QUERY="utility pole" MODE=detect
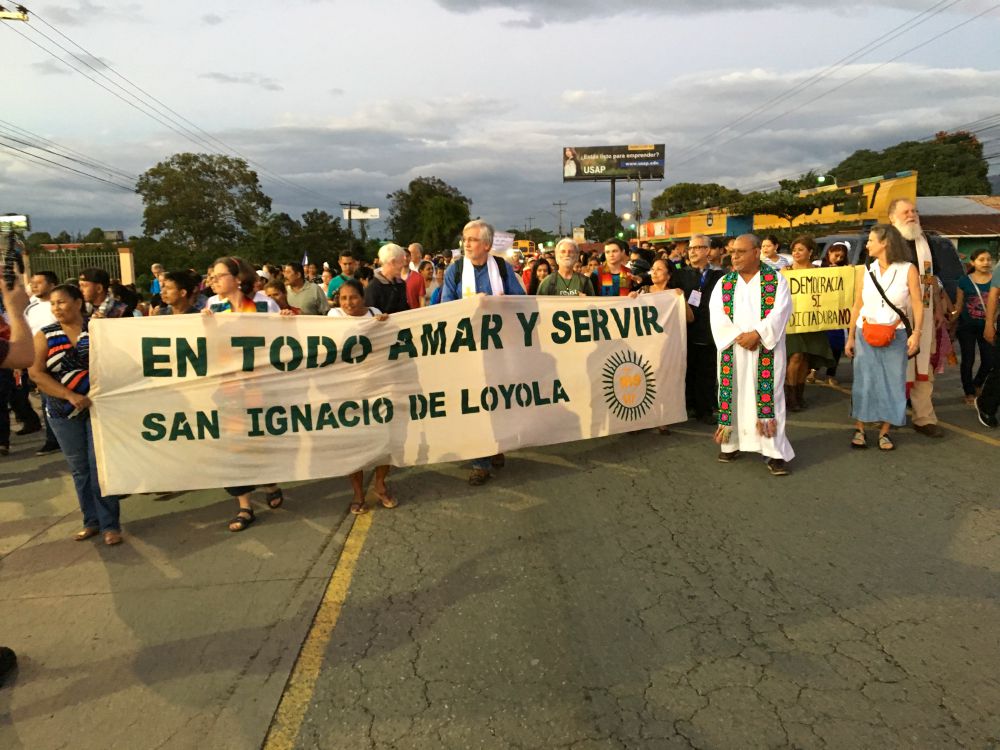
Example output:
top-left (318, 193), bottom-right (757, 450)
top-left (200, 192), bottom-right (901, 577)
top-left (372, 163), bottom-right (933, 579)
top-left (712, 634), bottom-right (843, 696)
top-left (339, 201), bottom-right (364, 250)
top-left (525, 216), bottom-right (534, 233)
top-left (610, 179), bottom-right (616, 217)
top-left (552, 201), bottom-right (567, 236)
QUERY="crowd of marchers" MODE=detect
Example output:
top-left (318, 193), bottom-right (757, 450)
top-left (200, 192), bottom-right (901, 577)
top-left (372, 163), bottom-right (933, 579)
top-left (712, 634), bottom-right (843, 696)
top-left (2, 202), bottom-right (999, 548)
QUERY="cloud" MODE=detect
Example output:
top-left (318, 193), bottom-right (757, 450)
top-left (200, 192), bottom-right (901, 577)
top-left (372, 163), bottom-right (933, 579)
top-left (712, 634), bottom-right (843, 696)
top-left (199, 72), bottom-right (284, 92)
top-left (30, 60), bottom-right (73, 76)
top-left (201, 13), bottom-right (224, 25)
top-left (4, 63), bottom-right (998, 239)
top-left (433, 0), bottom-right (981, 26)
top-left (44, 1), bottom-right (144, 26)
top-left (329, 87), bottom-right (346, 96)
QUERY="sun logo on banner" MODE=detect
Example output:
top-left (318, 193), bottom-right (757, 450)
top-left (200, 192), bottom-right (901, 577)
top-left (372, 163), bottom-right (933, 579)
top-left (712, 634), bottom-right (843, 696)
top-left (602, 350), bottom-right (656, 421)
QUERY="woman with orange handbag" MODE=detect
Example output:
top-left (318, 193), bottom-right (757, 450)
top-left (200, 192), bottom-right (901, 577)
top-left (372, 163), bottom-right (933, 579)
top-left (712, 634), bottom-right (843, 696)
top-left (844, 225), bottom-right (923, 450)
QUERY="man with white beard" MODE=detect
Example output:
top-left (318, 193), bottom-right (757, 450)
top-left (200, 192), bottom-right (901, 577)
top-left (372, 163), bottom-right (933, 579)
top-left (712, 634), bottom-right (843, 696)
top-left (888, 198), bottom-right (950, 438)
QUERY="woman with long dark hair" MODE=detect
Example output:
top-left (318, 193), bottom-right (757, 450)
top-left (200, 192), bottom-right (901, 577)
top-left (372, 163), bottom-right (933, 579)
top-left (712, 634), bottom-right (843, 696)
top-left (527, 258), bottom-right (552, 295)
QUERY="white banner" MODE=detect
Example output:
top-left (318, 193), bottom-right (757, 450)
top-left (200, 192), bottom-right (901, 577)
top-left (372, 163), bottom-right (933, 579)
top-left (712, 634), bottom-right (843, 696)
top-left (90, 295), bottom-right (688, 494)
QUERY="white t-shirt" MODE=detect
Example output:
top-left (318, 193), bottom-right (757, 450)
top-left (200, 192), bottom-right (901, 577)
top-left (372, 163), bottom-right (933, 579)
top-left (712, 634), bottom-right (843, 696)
top-left (25, 298), bottom-right (57, 334)
top-left (205, 292), bottom-right (280, 314)
top-left (327, 306), bottom-right (382, 318)
top-left (860, 261), bottom-right (912, 329)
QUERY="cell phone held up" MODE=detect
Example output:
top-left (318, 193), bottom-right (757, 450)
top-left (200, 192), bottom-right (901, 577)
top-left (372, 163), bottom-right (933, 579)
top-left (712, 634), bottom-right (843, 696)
top-left (0, 215), bottom-right (31, 290)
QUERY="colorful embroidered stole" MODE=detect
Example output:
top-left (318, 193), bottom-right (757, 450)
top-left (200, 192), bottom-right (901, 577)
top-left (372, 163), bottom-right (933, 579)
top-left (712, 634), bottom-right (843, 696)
top-left (717, 270), bottom-right (778, 439)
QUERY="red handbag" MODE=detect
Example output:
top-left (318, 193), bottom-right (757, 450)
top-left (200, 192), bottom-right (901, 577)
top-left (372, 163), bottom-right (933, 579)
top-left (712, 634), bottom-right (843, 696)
top-left (861, 319), bottom-right (897, 347)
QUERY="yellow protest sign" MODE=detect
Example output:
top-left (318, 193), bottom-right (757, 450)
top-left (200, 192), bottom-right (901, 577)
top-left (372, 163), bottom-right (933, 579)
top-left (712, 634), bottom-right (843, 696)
top-left (782, 266), bottom-right (856, 334)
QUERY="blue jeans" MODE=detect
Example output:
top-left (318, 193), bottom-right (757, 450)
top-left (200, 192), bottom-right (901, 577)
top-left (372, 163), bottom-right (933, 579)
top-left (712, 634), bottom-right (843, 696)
top-left (48, 412), bottom-right (121, 532)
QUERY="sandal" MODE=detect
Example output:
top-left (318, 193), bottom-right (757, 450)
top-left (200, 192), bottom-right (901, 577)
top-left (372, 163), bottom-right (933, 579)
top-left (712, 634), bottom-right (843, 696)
top-left (74, 527), bottom-right (99, 541)
top-left (265, 488), bottom-right (284, 509)
top-left (851, 430), bottom-right (867, 449)
top-left (878, 434), bottom-right (895, 451)
top-left (229, 508), bottom-right (256, 532)
top-left (349, 501), bottom-right (369, 515)
top-left (372, 486), bottom-right (398, 509)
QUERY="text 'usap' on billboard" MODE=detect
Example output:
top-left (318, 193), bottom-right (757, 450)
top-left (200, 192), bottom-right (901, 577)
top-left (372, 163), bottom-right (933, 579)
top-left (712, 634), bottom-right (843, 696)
top-left (562, 145), bottom-right (665, 182)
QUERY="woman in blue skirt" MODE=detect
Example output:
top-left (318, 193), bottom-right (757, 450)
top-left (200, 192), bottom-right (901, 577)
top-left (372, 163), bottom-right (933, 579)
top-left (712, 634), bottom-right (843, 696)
top-left (844, 225), bottom-right (923, 450)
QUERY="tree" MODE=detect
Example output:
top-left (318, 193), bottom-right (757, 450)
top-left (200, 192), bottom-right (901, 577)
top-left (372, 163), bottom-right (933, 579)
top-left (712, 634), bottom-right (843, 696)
top-left (650, 182), bottom-right (743, 217)
top-left (54, 230), bottom-right (72, 244)
top-left (83, 227), bottom-right (105, 243)
top-left (136, 153), bottom-right (272, 252)
top-left (25, 231), bottom-right (52, 249)
top-left (777, 170), bottom-right (832, 192)
top-left (730, 189), bottom-right (849, 228)
top-left (582, 208), bottom-right (622, 242)
top-left (386, 176), bottom-right (471, 250)
top-left (244, 212), bottom-right (303, 263)
top-left (832, 131), bottom-right (990, 195)
top-left (299, 209), bottom-right (350, 260)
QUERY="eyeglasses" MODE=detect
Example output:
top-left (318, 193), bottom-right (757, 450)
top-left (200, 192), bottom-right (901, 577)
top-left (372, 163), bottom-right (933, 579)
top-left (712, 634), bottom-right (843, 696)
top-left (207, 272), bottom-right (233, 284)
top-left (689, 245), bottom-right (710, 250)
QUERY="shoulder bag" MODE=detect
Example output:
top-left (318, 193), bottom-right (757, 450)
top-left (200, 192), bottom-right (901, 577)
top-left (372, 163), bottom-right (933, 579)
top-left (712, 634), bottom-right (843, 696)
top-left (863, 269), bottom-right (915, 356)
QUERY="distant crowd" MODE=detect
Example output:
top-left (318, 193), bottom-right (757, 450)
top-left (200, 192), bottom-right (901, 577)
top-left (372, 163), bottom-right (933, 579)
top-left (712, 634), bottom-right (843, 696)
top-left (2, 202), bottom-right (998, 549)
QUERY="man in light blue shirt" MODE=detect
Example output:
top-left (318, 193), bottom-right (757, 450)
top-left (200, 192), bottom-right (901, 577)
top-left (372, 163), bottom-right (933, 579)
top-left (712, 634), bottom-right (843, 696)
top-left (441, 220), bottom-right (524, 484)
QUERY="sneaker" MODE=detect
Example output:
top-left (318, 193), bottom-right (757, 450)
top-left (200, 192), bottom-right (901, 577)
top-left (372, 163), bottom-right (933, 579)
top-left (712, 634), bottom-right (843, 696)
top-left (975, 398), bottom-right (999, 429)
top-left (468, 468), bottom-right (491, 486)
top-left (15, 423), bottom-right (42, 436)
top-left (717, 450), bottom-right (742, 463)
top-left (767, 458), bottom-right (790, 476)
top-left (35, 442), bottom-right (61, 456)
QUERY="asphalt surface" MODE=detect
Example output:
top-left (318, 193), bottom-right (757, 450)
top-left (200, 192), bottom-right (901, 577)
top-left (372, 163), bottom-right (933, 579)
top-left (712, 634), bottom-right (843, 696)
top-left (2, 367), bottom-right (999, 750)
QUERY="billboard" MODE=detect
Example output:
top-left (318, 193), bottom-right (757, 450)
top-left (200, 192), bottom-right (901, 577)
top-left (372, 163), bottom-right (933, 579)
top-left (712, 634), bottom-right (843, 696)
top-left (562, 145), bottom-right (664, 182)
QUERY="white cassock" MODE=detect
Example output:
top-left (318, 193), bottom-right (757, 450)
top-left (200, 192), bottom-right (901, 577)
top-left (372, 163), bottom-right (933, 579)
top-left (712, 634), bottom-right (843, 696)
top-left (709, 270), bottom-right (795, 461)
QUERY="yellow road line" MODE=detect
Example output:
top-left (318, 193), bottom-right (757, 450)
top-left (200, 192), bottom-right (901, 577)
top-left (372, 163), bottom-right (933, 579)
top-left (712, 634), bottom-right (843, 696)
top-left (263, 511), bottom-right (374, 750)
top-left (820, 383), bottom-right (1000, 447)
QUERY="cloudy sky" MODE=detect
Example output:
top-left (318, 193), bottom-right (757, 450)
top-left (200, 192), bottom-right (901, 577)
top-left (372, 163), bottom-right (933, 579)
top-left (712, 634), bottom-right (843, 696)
top-left (2, 0), bottom-right (999, 241)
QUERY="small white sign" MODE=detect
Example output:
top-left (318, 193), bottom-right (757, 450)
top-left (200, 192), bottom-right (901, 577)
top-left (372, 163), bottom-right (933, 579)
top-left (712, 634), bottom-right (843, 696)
top-left (343, 207), bottom-right (380, 221)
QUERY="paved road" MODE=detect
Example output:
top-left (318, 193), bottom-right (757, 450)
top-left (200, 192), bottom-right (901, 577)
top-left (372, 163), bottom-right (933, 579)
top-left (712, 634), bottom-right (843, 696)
top-left (2, 369), bottom-right (999, 749)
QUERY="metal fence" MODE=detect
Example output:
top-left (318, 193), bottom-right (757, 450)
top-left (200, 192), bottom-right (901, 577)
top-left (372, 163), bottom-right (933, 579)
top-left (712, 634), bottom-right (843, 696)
top-left (27, 247), bottom-right (122, 284)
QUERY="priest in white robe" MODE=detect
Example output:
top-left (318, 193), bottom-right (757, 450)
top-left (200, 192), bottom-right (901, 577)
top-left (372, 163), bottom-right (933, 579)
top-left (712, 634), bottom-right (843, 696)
top-left (709, 234), bottom-right (795, 475)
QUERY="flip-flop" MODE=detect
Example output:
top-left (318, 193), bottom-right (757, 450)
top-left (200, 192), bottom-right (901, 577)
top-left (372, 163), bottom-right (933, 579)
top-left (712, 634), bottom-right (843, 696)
top-left (372, 487), bottom-right (398, 509)
top-left (349, 502), bottom-right (368, 515)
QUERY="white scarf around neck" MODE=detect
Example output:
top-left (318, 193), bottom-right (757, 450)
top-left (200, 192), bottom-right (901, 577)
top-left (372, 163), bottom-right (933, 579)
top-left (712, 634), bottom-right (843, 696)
top-left (461, 254), bottom-right (504, 298)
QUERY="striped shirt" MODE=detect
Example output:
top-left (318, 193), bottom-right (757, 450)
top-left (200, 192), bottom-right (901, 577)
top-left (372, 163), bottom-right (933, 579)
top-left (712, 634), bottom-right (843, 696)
top-left (41, 321), bottom-right (90, 418)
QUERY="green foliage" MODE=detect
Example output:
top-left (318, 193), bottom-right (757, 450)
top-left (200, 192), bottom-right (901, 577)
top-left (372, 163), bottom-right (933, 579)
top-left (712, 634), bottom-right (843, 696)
top-left (83, 227), bottom-right (105, 243)
top-left (516, 228), bottom-right (558, 247)
top-left (54, 230), bottom-right (72, 244)
top-left (650, 182), bottom-right (744, 217)
top-left (136, 153), bottom-right (272, 252)
top-left (386, 176), bottom-right (471, 250)
top-left (730, 189), bottom-right (850, 227)
top-left (25, 231), bottom-right (53, 249)
top-left (832, 131), bottom-right (990, 195)
top-left (777, 170), bottom-right (831, 192)
top-left (582, 209), bottom-right (623, 242)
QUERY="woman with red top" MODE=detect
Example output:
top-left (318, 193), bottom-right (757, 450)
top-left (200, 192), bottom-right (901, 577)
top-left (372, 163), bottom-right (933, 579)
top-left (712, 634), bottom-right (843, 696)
top-left (203, 256), bottom-right (286, 531)
top-left (264, 280), bottom-right (301, 315)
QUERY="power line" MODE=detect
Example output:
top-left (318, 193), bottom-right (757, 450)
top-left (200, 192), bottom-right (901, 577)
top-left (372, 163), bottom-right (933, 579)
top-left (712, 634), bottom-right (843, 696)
top-left (0, 141), bottom-right (135, 191)
top-left (17, 5), bottom-right (341, 206)
top-left (0, 130), bottom-right (137, 182)
top-left (672, 2), bottom-right (1000, 171)
top-left (0, 117), bottom-right (136, 181)
top-left (668, 0), bottom-right (965, 167)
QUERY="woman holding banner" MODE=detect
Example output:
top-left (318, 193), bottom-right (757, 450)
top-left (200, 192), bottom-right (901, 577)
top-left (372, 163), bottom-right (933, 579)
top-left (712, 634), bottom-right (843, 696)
top-left (203, 256), bottom-right (287, 531)
top-left (331, 280), bottom-right (398, 513)
top-left (784, 236), bottom-right (834, 410)
top-left (845, 225), bottom-right (923, 451)
top-left (29, 284), bottom-right (124, 545)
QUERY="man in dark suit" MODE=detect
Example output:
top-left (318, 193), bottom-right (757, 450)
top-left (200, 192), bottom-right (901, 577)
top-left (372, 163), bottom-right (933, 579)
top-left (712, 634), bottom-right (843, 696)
top-left (682, 234), bottom-right (726, 424)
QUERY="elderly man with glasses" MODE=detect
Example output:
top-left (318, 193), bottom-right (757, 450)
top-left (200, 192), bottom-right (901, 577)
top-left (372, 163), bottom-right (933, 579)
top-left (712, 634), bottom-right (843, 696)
top-left (684, 234), bottom-right (726, 425)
